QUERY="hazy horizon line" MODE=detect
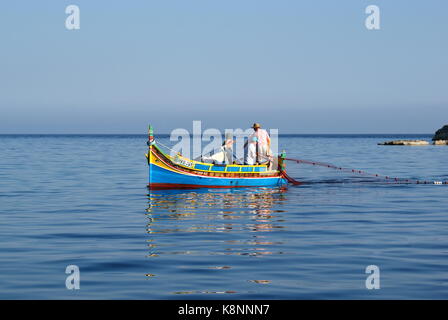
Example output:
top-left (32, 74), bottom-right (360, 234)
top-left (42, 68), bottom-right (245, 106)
top-left (0, 133), bottom-right (434, 136)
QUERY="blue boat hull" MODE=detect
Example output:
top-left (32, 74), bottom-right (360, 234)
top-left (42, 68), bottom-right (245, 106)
top-left (149, 162), bottom-right (288, 189)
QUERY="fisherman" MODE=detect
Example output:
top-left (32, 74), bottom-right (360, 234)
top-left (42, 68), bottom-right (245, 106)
top-left (201, 133), bottom-right (234, 164)
top-left (222, 133), bottom-right (234, 164)
top-left (246, 136), bottom-right (258, 165)
top-left (246, 123), bottom-right (272, 165)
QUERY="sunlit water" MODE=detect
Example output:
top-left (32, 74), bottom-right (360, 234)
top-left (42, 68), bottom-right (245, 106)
top-left (0, 134), bottom-right (447, 299)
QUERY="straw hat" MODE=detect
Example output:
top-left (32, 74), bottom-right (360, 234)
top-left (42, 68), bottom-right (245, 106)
top-left (252, 123), bottom-right (261, 129)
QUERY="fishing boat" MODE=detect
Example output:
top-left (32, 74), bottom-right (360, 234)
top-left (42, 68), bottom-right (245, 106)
top-left (145, 126), bottom-right (297, 189)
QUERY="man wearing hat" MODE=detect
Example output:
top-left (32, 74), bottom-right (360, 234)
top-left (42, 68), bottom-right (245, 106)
top-left (246, 123), bottom-right (272, 165)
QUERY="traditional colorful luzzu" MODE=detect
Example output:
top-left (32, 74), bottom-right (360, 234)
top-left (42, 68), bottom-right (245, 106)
top-left (145, 125), bottom-right (292, 189)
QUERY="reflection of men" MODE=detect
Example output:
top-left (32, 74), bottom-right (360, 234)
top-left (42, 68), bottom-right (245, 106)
top-left (246, 123), bottom-right (272, 165)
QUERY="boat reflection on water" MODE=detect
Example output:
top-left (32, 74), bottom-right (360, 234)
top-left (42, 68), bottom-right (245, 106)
top-left (144, 187), bottom-right (289, 294)
top-left (146, 187), bottom-right (288, 235)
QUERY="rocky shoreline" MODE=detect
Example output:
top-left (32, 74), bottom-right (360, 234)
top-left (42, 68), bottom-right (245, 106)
top-left (433, 125), bottom-right (448, 141)
top-left (378, 140), bottom-right (429, 146)
top-left (379, 124), bottom-right (448, 146)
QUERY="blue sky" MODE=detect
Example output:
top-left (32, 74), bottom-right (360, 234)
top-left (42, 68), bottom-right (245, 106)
top-left (0, 0), bottom-right (447, 133)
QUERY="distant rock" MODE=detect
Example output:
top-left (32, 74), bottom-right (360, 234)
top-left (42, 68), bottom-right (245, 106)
top-left (378, 140), bottom-right (430, 146)
top-left (433, 140), bottom-right (448, 145)
top-left (433, 125), bottom-right (448, 141)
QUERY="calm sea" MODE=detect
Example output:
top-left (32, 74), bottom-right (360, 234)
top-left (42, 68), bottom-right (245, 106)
top-left (0, 134), bottom-right (447, 299)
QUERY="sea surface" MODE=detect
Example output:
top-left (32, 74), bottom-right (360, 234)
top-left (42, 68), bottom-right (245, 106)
top-left (0, 134), bottom-right (447, 299)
